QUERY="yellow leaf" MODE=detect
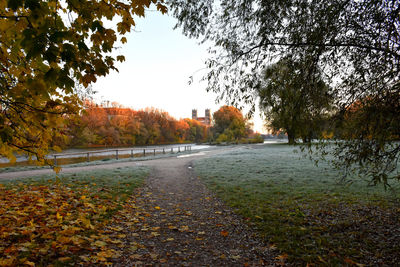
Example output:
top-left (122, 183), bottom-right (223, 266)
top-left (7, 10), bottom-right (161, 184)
top-left (56, 212), bottom-right (63, 220)
top-left (154, 206), bottom-right (161, 210)
top-left (179, 225), bottom-right (189, 232)
top-left (24, 260), bottom-right (35, 266)
top-left (97, 250), bottom-right (114, 259)
top-left (94, 240), bottom-right (107, 247)
top-left (58, 256), bottom-right (71, 262)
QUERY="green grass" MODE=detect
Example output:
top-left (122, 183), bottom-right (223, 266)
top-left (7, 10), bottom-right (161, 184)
top-left (194, 144), bottom-right (400, 265)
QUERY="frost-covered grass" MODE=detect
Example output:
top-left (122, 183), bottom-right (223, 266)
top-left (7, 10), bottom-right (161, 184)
top-left (194, 144), bottom-right (400, 265)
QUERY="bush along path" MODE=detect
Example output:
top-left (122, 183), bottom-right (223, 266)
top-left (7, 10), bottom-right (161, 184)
top-left (106, 155), bottom-right (278, 266)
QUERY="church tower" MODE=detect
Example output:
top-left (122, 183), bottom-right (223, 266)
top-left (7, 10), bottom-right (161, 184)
top-left (192, 109), bottom-right (198, 120)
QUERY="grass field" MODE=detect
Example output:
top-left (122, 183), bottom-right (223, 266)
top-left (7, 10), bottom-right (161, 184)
top-left (0, 166), bottom-right (149, 265)
top-left (194, 144), bottom-right (400, 265)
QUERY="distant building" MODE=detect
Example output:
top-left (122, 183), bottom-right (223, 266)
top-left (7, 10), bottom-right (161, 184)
top-left (192, 109), bottom-right (211, 126)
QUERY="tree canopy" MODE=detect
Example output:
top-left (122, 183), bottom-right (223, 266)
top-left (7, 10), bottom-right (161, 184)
top-left (0, 0), bottom-right (166, 163)
top-left (212, 105), bottom-right (247, 142)
top-left (258, 57), bottom-right (333, 144)
top-left (58, 103), bottom-right (211, 147)
top-left (170, 0), bottom-right (400, 185)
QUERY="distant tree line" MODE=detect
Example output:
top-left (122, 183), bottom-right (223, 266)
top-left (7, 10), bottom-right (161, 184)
top-left (51, 102), bottom-right (259, 148)
top-left (53, 101), bottom-right (211, 148)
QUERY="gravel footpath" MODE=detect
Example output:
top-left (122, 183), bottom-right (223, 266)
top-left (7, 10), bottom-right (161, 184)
top-left (110, 149), bottom-right (277, 266)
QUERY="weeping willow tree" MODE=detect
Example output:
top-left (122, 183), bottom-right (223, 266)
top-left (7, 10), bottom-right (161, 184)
top-left (257, 56), bottom-right (333, 145)
top-left (169, 0), bottom-right (400, 185)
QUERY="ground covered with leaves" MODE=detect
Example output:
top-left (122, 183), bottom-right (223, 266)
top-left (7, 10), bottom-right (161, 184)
top-left (0, 166), bottom-right (148, 266)
top-left (194, 144), bottom-right (400, 266)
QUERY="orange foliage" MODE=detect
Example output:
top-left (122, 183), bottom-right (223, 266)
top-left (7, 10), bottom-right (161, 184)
top-left (62, 103), bottom-right (211, 147)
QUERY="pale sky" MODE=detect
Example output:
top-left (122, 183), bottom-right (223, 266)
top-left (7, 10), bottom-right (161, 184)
top-left (92, 11), bottom-right (266, 133)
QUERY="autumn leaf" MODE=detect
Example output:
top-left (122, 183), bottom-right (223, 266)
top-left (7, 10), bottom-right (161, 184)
top-left (178, 225), bottom-right (189, 232)
top-left (56, 212), bottom-right (63, 221)
top-left (275, 253), bottom-right (288, 261)
top-left (220, 230), bottom-right (229, 237)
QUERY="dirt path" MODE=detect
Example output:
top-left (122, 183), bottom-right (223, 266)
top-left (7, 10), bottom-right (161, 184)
top-left (110, 149), bottom-right (276, 266)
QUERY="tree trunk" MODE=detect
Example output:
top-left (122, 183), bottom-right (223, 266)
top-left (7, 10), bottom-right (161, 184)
top-left (287, 131), bottom-right (296, 145)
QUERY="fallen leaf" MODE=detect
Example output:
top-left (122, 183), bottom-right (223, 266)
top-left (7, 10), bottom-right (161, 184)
top-left (151, 232), bottom-right (160, 237)
top-left (179, 225), bottom-right (189, 232)
top-left (220, 230), bottom-right (229, 237)
top-left (58, 257), bottom-right (71, 262)
top-left (94, 240), bottom-right (107, 247)
top-left (24, 260), bottom-right (35, 266)
top-left (130, 254), bottom-right (142, 260)
top-left (275, 254), bottom-right (288, 261)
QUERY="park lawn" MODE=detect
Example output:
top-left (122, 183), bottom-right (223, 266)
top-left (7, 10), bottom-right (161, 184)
top-left (194, 144), bottom-right (400, 266)
top-left (0, 166), bottom-right (148, 266)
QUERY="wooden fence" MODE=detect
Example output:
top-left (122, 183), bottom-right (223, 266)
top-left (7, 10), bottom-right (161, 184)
top-left (52, 145), bottom-right (192, 166)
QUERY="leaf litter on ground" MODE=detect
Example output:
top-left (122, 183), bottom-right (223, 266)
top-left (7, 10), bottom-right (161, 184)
top-left (0, 166), bottom-right (149, 266)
